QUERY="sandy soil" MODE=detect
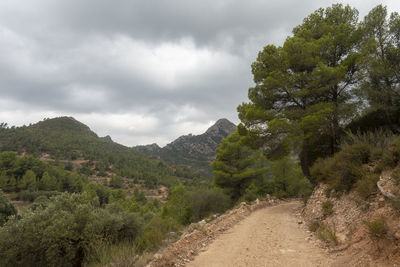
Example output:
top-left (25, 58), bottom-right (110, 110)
top-left (187, 202), bottom-right (335, 267)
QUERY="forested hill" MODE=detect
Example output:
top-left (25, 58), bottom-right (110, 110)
top-left (134, 118), bottom-right (236, 178)
top-left (0, 116), bottom-right (200, 187)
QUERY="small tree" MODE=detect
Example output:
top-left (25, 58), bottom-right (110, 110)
top-left (0, 189), bottom-right (17, 226)
top-left (109, 176), bottom-right (123, 189)
top-left (165, 184), bottom-right (191, 225)
top-left (18, 170), bottom-right (37, 191)
top-left (212, 131), bottom-right (269, 201)
top-left (271, 157), bottom-right (312, 198)
top-left (238, 4), bottom-right (362, 177)
top-left (39, 171), bottom-right (58, 191)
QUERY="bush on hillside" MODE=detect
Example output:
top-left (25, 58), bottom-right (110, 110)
top-left (162, 184), bottom-right (232, 225)
top-left (0, 193), bottom-right (144, 267)
top-left (322, 200), bottom-right (333, 216)
top-left (354, 173), bottom-right (379, 199)
top-left (310, 143), bottom-right (371, 192)
top-left (316, 222), bottom-right (337, 245)
top-left (0, 189), bottom-right (17, 226)
top-left (364, 217), bottom-right (387, 239)
top-left (188, 188), bottom-right (231, 222)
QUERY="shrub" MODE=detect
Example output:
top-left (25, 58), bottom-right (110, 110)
top-left (109, 176), bottom-right (123, 189)
top-left (18, 190), bottom-right (59, 202)
top-left (0, 193), bottom-right (144, 267)
top-left (354, 173), bottom-right (379, 199)
top-left (243, 183), bottom-right (258, 203)
top-left (341, 130), bottom-right (396, 161)
top-left (311, 143), bottom-right (371, 193)
top-left (309, 220), bottom-right (321, 232)
top-left (0, 189), bottom-right (17, 226)
top-left (322, 200), bottom-right (333, 216)
top-left (188, 188), bottom-right (231, 222)
top-left (136, 216), bottom-right (179, 252)
top-left (271, 157), bottom-right (313, 198)
top-left (364, 217), bottom-right (387, 239)
top-left (316, 222), bottom-right (337, 245)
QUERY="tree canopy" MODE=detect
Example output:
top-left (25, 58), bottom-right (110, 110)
top-left (238, 4), bottom-right (400, 177)
top-left (212, 131), bottom-right (269, 200)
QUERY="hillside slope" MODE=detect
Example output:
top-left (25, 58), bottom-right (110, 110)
top-left (134, 118), bottom-right (236, 178)
top-left (302, 181), bottom-right (400, 266)
top-left (0, 117), bottom-right (200, 188)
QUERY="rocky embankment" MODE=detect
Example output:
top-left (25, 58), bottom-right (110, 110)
top-left (302, 176), bottom-right (400, 266)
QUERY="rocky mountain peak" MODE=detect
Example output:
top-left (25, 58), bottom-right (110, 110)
top-left (205, 118), bottom-right (236, 136)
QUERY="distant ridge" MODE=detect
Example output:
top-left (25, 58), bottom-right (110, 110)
top-left (134, 119), bottom-right (236, 178)
top-left (0, 116), bottom-right (201, 186)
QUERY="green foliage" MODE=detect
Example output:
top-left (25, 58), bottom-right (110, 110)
top-left (0, 193), bottom-right (144, 267)
top-left (0, 117), bottom-right (201, 190)
top-left (363, 217), bottom-right (388, 239)
top-left (164, 184), bottom-right (191, 225)
top-left (17, 170), bottom-right (37, 191)
top-left (354, 173), bottom-right (379, 199)
top-left (346, 108), bottom-right (400, 135)
top-left (0, 151), bottom-right (87, 195)
top-left (83, 183), bottom-right (112, 207)
top-left (109, 176), bottom-right (123, 189)
top-left (359, 5), bottom-right (400, 110)
top-left (0, 189), bottom-right (17, 226)
top-left (322, 200), bottom-right (333, 216)
top-left (238, 4), bottom-right (362, 176)
top-left (39, 171), bottom-right (58, 191)
top-left (133, 188), bottom-right (147, 205)
top-left (18, 190), bottom-right (59, 202)
top-left (311, 143), bottom-right (371, 192)
top-left (136, 216), bottom-right (179, 252)
top-left (161, 184), bottom-right (231, 225)
top-left (243, 182), bottom-right (258, 202)
top-left (270, 157), bottom-right (313, 198)
top-left (316, 222), bottom-right (338, 245)
top-left (212, 131), bottom-right (269, 201)
top-left (187, 188), bottom-right (231, 222)
top-left (341, 130), bottom-right (396, 162)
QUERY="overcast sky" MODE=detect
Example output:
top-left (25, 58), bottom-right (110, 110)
top-left (0, 0), bottom-right (399, 146)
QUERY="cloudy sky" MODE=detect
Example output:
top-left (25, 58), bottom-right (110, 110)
top-left (0, 0), bottom-right (399, 146)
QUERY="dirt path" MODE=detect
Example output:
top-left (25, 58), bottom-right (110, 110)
top-left (187, 202), bottom-right (335, 267)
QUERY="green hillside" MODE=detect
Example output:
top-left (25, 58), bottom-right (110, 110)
top-left (0, 117), bottom-right (202, 188)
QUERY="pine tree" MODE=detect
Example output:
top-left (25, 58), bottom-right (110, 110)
top-left (360, 5), bottom-right (400, 109)
top-left (18, 170), bottom-right (37, 191)
top-left (238, 4), bottom-right (362, 176)
top-left (212, 131), bottom-right (268, 200)
top-left (39, 171), bottom-right (58, 191)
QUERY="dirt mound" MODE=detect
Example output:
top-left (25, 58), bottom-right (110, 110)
top-left (147, 198), bottom-right (283, 267)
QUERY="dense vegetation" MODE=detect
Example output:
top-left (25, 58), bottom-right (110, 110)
top-left (0, 117), bottom-right (202, 188)
top-left (234, 4), bottom-right (400, 198)
top-left (238, 4), bottom-right (400, 177)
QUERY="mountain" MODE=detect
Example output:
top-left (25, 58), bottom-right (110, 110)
top-left (134, 118), bottom-right (236, 178)
top-left (0, 116), bottom-right (200, 188)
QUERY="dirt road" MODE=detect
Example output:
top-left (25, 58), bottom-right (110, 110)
top-left (187, 202), bottom-right (335, 267)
